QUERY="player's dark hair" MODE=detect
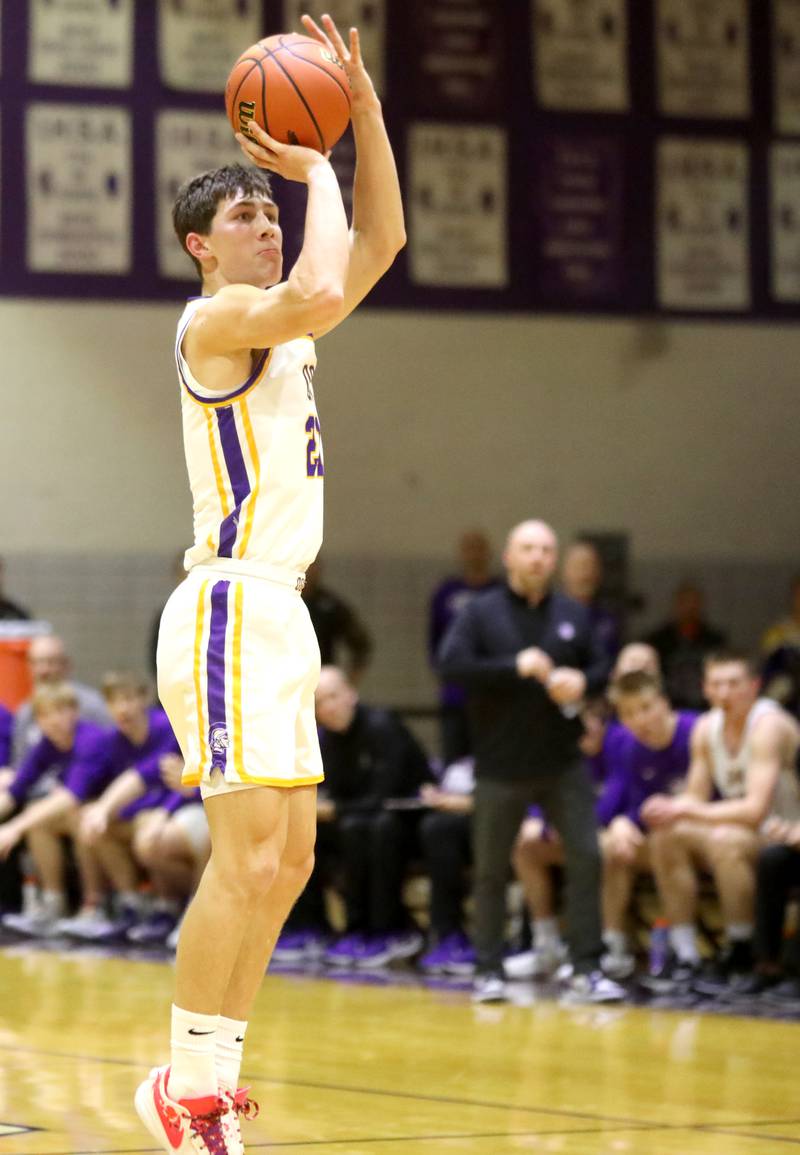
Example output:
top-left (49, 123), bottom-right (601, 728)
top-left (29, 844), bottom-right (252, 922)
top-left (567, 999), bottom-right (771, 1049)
top-left (611, 670), bottom-right (665, 700)
top-left (172, 163), bottom-right (274, 277)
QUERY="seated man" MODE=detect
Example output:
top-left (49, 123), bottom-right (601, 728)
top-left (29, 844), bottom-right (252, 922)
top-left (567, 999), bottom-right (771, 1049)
top-left (0, 683), bottom-right (110, 934)
top-left (301, 665), bottom-right (433, 969)
top-left (136, 765), bottom-right (208, 951)
top-left (642, 652), bottom-right (800, 993)
top-left (417, 756), bottom-right (476, 976)
top-left (72, 672), bottom-right (187, 941)
top-left (600, 671), bottom-right (697, 978)
top-left (739, 812), bottom-right (800, 1001)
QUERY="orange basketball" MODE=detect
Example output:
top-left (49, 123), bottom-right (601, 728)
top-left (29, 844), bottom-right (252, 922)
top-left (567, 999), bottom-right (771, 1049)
top-left (225, 33), bottom-right (351, 154)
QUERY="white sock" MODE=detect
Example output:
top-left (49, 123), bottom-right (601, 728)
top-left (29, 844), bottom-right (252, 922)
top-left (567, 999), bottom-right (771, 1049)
top-left (41, 890), bottom-right (66, 918)
top-left (727, 923), bottom-right (754, 943)
top-left (168, 1004), bottom-right (219, 1102)
top-left (669, 924), bottom-right (700, 964)
top-left (533, 918), bottom-right (561, 950)
top-left (602, 929), bottom-right (629, 955)
top-left (216, 1016), bottom-right (248, 1093)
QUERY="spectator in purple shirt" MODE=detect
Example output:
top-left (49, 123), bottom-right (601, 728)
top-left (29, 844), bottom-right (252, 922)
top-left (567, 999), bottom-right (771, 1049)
top-left (0, 683), bottom-right (110, 935)
top-left (429, 530), bottom-right (499, 764)
top-left (600, 670), bottom-right (697, 979)
top-left (70, 672), bottom-right (188, 942)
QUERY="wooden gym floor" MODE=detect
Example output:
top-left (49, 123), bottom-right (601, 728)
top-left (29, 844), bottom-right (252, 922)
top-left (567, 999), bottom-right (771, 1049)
top-left (1, 944), bottom-right (799, 1155)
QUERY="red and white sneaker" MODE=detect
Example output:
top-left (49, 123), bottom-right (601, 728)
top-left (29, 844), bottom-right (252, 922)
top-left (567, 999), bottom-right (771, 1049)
top-left (134, 1066), bottom-right (230, 1154)
top-left (219, 1086), bottom-right (260, 1155)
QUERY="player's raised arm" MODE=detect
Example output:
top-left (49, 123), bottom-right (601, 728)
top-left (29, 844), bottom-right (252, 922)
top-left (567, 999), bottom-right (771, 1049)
top-left (186, 137), bottom-right (350, 357)
top-left (300, 14), bottom-right (406, 336)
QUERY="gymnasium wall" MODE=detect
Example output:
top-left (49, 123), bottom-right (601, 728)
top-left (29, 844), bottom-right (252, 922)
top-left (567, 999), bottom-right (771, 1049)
top-left (2, 298), bottom-right (798, 707)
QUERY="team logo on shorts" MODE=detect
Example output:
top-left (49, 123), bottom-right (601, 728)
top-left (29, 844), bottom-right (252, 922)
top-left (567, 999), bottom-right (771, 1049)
top-left (209, 725), bottom-right (230, 754)
top-left (557, 622), bottom-right (576, 641)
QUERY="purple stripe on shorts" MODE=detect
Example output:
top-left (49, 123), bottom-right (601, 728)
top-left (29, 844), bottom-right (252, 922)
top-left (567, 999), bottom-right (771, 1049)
top-left (206, 581), bottom-right (230, 774)
top-left (216, 407), bottom-right (251, 559)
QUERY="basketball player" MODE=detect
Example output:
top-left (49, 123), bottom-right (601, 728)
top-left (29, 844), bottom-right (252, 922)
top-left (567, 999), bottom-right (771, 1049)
top-left (134, 14), bottom-right (405, 1155)
top-left (642, 652), bottom-right (800, 993)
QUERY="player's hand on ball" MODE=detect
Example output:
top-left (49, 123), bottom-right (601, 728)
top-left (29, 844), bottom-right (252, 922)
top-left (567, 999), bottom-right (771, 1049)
top-left (300, 13), bottom-right (378, 113)
top-left (236, 121), bottom-right (331, 183)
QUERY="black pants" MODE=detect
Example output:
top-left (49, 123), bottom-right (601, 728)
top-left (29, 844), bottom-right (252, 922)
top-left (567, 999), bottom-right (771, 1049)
top-left (419, 809), bottom-right (472, 939)
top-left (439, 706), bottom-right (472, 765)
top-left (756, 844), bottom-right (800, 966)
top-left (473, 762), bottom-right (603, 975)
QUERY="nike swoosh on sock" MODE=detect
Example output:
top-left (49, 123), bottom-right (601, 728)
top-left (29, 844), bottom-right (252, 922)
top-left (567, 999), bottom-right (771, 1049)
top-left (187, 1028), bottom-right (215, 1036)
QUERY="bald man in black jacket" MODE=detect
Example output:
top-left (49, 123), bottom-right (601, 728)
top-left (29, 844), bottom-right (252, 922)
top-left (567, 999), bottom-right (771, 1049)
top-left (440, 519), bottom-right (623, 1005)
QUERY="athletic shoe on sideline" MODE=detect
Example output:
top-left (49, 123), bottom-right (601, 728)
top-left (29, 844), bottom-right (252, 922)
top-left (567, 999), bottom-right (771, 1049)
top-left (69, 904), bottom-right (142, 943)
top-left (272, 929), bottom-right (328, 964)
top-left (562, 971), bottom-right (626, 1005)
top-left (127, 910), bottom-right (178, 945)
top-left (325, 932), bottom-right (368, 968)
top-left (54, 907), bottom-right (109, 939)
top-left (600, 947), bottom-right (637, 981)
top-left (762, 977), bottom-right (800, 1007)
top-left (2, 910), bottom-right (62, 938)
top-left (639, 952), bottom-right (701, 995)
top-left (504, 942), bottom-right (569, 980)
top-left (355, 930), bottom-right (424, 969)
top-left (134, 1065), bottom-right (230, 1154)
top-left (472, 972), bottom-right (508, 1003)
top-left (419, 931), bottom-right (476, 976)
top-left (691, 942), bottom-right (755, 997)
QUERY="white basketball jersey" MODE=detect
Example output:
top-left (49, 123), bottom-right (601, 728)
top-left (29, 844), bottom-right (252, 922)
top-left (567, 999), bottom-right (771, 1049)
top-left (175, 298), bottom-right (324, 573)
top-left (707, 697), bottom-right (794, 803)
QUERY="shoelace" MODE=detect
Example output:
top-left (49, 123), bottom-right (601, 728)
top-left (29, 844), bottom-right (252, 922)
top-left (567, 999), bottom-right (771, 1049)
top-left (234, 1094), bottom-right (260, 1121)
top-left (191, 1100), bottom-right (229, 1155)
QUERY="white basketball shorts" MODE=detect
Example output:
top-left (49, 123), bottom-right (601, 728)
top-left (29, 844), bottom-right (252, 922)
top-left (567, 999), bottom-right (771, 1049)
top-left (156, 560), bottom-right (323, 794)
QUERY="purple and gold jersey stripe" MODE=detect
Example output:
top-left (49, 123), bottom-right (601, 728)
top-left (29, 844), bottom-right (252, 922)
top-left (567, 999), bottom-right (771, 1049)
top-left (216, 409), bottom-right (251, 558)
top-left (185, 578), bottom-right (248, 785)
top-left (175, 313), bottom-right (274, 409)
top-left (206, 581), bottom-right (230, 773)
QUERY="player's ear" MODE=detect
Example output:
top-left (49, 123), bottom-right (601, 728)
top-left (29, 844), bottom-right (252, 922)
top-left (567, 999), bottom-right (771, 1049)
top-left (185, 232), bottom-right (212, 263)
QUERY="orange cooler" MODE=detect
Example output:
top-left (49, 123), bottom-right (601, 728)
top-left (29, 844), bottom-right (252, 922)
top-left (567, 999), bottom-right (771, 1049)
top-left (0, 622), bottom-right (52, 710)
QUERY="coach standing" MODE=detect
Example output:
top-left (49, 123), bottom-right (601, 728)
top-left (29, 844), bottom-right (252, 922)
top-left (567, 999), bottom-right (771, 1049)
top-left (438, 519), bottom-right (623, 1004)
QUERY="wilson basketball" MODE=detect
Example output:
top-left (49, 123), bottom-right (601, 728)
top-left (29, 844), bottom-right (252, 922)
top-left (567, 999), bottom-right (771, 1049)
top-left (225, 33), bottom-right (351, 154)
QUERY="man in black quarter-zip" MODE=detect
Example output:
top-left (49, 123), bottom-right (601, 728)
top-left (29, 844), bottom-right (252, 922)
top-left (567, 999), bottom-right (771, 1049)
top-left (438, 519), bottom-right (625, 1005)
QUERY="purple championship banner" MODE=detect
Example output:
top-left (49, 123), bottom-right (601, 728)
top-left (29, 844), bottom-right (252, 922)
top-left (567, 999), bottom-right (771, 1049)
top-left (0, 0), bottom-right (797, 319)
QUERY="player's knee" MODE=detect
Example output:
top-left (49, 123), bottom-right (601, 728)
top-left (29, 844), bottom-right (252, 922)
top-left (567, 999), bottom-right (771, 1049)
top-left (280, 848), bottom-right (315, 896)
top-left (708, 825), bottom-right (753, 859)
top-left (224, 842), bottom-right (282, 899)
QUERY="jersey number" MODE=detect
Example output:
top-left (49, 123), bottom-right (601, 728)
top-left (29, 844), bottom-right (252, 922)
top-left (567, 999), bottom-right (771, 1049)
top-left (306, 415), bottom-right (324, 477)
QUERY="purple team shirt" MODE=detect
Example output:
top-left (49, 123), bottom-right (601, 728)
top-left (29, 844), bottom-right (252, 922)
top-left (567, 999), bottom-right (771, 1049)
top-left (90, 707), bottom-right (188, 819)
top-left (0, 704), bottom-right (12, 767)
top-left (8, 720), bottom-right (111, 805)
top-left (598, 711), bottom-right (698, 829)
